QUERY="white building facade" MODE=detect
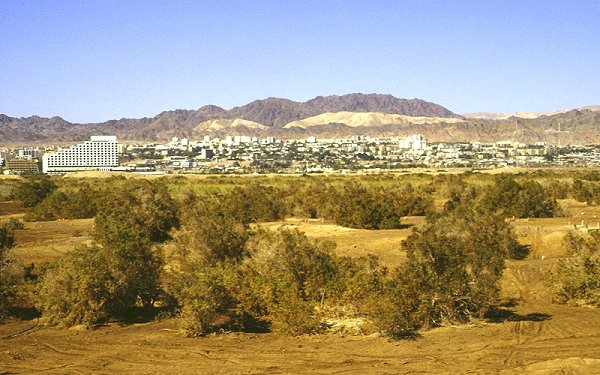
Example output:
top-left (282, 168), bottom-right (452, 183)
top-left (400, 134), bottom-right (427, 151)
top-left (42, 136), bottom-right (120, 173)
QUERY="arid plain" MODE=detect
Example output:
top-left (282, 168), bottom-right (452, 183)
top-left (2, 192), bottom-right (600, 374)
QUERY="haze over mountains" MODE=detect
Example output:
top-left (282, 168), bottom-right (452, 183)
top-left (2, 93), bottom-right (600, 145)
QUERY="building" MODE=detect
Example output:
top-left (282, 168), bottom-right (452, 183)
top-left (5, 158), bottom-right (40, 174)
top-left (42, 136), bottom-right (120, 173)
top-left (400, 134), bottom-right (427, 151)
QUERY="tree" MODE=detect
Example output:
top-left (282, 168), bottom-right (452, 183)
top-left (37, 179), bottom-right (178, 326)
top-left (480, 175), bottom-right (560, 218)
top-left (399, 200), bottom-right (514, 327)
top-left (94, 179), bottom-right (177, 309)
top-left (36, 246), bottom-right (116, 327)
top-left (0, 219), bottom-right (26, 321)
top-left (553, 231), bottom-right (600, 307)
top-left (14, 175), bottom-right (57, 208)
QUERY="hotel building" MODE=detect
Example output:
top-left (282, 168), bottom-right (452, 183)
top-left (42, 136), bottom-right (120, 173)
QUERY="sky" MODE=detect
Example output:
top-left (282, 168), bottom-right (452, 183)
top-left (1, 0), bottom-right (599, 123)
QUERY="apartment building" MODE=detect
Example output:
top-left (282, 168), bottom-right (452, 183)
top-left (42, 136), bottom-right (120, 173)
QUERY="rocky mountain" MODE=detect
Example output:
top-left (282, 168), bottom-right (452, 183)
top-left (304, 94), bottom-right (460, 119)
top-left (2, 95), bottom-right (600, 145)
top-left (464, 105), bottom-right (600, 121)
top-left (1, 94), bottom-right (459, 144)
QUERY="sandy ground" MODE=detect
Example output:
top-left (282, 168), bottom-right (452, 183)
top-left (2, 202), bottom-right (600, 374)
top-left (11, 217), bottom-right (94, 265)
top-left (260, 217), bottom-right (424, 269)
top-left (2, 259), bottom-right (600, 374)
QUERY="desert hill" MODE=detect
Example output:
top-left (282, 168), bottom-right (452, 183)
top-left (464, 105), bottom-right (600, 121)
top-left (2, 94), bottom-right (600, 144)
top-left (0, 94), bottom-right (459, 144)
top-left (195, 118), bottom-right (269, 131)
top-left (283, 111), bottom-right (465, 129)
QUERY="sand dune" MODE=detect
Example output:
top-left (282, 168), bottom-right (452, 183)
top-left (283, 111), bottom-right (464, 128)
top-left (195, 118), bottom-right (268, 131)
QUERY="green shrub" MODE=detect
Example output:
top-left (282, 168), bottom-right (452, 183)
top-left (169, 194), bottom-right (249, 268)
top-left (571, 180), bottom-right (600, 205)
top-left (245, 228), bottom-right (338, 302)
top-left (553, 232), bottom-right (600, 307)
top-left (291, 181), bottom-right (433, 229)
top-left (268, 288), bottom-right (322, 335)
top-left (399, 201), bottom-right (513, 327)
top-left (3, 218), bottom-right (24, 231)
top-left (36, 246), bottom-right (116, 327)
top-left (362, 277), bottom-right (425, 337)
top-left (37, 180), bottom-right (176, 327)
top-left (480, 175), bottom-right (561, 218)
top-left (172, 228), bottom-right (337, 336)
top-left (177, 264), bottom-right (239, 336)
top-left (0, 220), bottom-right (20, 320)
top-left (26, 186), bottom-right (101, 221)
top-left (14, 175), bottom-right (57, 208)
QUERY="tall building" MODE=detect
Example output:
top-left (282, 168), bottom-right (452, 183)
top-left (400, 134), bottom-right (427, 151)
top-left (42, 136), bottom-right (120, 173)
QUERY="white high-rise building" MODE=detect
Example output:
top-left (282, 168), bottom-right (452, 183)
top-left (400, 134), bottom-right (427, 151)
top-left (42, 136), bottom-right (120, 173)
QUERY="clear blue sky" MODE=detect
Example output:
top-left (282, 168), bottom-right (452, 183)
top-left (1, 0), bottom-right (599, 123)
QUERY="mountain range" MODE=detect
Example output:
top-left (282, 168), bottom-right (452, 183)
top-left (1, 93), bottom-right (600, 145)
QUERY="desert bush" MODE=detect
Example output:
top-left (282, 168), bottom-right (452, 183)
top-left (399, 200), bottom-right (514, 327)
top-left (0, 220), bottom-right (20, 320)
top-left (3, 218), bottom-right (24, 231)
top-left (331, 182), bottom-right (403, 229)
top-left (25, 183), bottom-right (101, 221)
top-left (361, 276), bottom-right (426, 337)
top-left (172, 228), bottom-right (337, 336)
top-left (571, 180), bottom-right (600, 205)
top-left (393, 183), bottom-right (435, 216)
top-left (37, 180), bottom-right (176, 327)
top-left (169, 193), bottom-right (249, 269)
top-left (480, 174), bottom-right (561, 218)
top-left (177, 263), bottom-right (240, 336)
top-left (37, 242), bottom-right (166, 327)
top-left (267, 286), bottom-right (322, 335)
top-left (224, 183), bottom-right (289, 223)
top-left (545, 180), bottom-right (569, 200)
top-left (245, 228), bottom-right (338, 302)
top-left (36, 245), bottom-right (116, 326)
top-left (553, 232), bottom-right (600, 307)
top-left (292, 181), bottom-right (433, 229)
top-left (14, 175), bottom-right (57, 208)
top-left (93, 180), bottom-right (176, 309)
top-left (95, 179), bottom-right (178, 247)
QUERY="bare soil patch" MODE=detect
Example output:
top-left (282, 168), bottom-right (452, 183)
top-left (260, 216), bottom-right (424, 268)
top-left (0, 201), bottom-right (25, 216)
top-left (11, 218), bottom-right (94, 265)
top-left (3, 205), bottom-right (600, 373)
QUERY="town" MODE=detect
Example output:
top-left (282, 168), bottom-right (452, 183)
top-left (2, 134), bottom-right (600, 175)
